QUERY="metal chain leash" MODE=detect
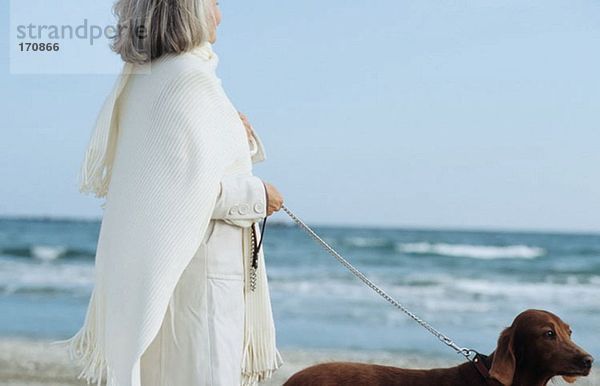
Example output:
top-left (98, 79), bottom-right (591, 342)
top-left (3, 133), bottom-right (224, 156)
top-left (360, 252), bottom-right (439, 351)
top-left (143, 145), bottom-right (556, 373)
top-left (281, 204), bottom-right (475, 361)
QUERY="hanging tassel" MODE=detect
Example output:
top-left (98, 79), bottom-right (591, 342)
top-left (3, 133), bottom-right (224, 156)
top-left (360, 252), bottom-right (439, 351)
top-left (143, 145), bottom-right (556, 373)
top-left (241, 223), bottom-right (284, 385)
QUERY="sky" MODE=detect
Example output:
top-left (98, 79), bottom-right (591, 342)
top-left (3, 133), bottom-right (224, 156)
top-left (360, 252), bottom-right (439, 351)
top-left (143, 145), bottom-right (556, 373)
top-left (1, 0), bottom-right (599, 232)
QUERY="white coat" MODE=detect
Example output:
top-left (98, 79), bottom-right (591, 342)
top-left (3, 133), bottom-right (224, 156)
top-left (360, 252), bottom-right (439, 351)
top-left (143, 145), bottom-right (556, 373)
top-left (140, 170), bottom-right (269, 386)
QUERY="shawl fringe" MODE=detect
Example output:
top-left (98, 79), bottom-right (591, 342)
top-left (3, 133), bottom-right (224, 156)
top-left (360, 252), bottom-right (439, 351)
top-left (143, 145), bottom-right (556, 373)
top-left (78, 63), bottom-right (133, 198)
top-left (51, 290), bottom-right (117, 386)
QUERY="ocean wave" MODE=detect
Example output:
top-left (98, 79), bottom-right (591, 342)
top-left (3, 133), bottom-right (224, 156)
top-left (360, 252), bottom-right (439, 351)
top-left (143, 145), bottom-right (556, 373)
top-left (31, 245), bottom-right (67, 261)
top-left (452, 278), bottom-right (600, 306)
top-left (0, 245), bottom-right (94, 260)
top-left (396, 242), bottom-right (545, 259)
top-left (0, 258), bottom-right (94, 295)
top-left (272, 274), bottom-right (600, 327)
top-left (343, 237), bottom-right (392, 248)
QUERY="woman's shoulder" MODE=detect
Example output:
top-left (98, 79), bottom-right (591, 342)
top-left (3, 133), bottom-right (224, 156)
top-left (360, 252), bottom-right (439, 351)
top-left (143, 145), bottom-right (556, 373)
top-left (124, 52), bottom-right (221, 110)
top-left (148, 52), bottom-right (217, 83)
top-left (129, 52), bottom-right (221, 104)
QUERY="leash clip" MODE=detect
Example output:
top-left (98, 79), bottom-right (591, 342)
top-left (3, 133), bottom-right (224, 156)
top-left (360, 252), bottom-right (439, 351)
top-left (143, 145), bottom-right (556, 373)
top-left (462, 348), bottom-right (478, 361)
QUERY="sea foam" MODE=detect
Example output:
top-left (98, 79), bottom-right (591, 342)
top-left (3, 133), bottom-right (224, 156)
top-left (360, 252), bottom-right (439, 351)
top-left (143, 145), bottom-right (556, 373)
top-left (396, 242), bottom-right (545, 259)
top-left (31, 245), bottom-right (67, 261)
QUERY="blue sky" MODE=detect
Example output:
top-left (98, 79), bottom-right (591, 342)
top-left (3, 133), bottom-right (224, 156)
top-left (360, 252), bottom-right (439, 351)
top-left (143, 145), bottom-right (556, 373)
top-left (1, 0), bottom-right (599, 232)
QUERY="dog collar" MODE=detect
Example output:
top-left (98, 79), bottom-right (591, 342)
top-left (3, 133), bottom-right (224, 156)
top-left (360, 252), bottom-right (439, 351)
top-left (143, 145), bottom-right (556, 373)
top-left (472, 352), bottom-right (492, 380)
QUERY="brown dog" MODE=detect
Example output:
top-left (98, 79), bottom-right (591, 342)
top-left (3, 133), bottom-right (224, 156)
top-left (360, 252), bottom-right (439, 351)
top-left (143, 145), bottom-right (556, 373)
top-left (283, 309), bottom-right (593, 386)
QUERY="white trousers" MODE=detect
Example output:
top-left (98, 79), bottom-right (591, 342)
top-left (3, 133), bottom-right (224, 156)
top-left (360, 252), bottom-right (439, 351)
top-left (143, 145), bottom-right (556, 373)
top-left (140, 220), bottom-right (246, 386)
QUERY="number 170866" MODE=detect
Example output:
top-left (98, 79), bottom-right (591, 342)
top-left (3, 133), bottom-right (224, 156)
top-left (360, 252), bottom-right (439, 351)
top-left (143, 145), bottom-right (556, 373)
top-left (19, 42), bottom-right (60, 52)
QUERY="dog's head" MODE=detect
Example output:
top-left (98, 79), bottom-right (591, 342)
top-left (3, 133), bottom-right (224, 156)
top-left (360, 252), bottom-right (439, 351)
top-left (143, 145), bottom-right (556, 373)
top-left (489, 309), bottom-right (593, 386)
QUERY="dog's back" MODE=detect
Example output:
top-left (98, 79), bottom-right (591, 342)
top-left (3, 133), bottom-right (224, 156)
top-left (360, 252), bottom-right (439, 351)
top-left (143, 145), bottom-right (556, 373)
top-left (284, 362), bottom-right (384, 386)
top-left (283, 361), bottom-right (467, 386)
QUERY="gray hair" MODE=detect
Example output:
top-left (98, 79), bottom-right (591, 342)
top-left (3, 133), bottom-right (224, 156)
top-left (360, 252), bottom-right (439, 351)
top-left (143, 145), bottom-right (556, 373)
top-left (112, 0), bottom-right (215, 64)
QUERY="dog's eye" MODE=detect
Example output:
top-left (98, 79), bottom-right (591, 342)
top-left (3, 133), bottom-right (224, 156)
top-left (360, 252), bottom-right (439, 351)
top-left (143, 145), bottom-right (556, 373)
top-left (545, 330), bottom-right (556, 338)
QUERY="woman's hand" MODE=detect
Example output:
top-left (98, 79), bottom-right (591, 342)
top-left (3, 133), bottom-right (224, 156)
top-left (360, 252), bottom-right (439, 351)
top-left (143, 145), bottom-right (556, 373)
top-left (238, 111), bottom-right (253, 141)
top-left (263, 181), bottom-right (284, 216)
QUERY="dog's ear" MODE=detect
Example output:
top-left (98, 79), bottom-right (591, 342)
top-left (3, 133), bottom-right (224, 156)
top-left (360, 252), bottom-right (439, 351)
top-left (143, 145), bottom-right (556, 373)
top-left (562, 376), bottom-right (578, 383)
top-left (490, 326), bottom-right (516, 386)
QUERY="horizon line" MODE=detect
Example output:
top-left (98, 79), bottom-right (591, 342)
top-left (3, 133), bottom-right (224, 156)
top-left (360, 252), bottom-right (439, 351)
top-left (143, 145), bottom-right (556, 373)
top-left (0, 214), bottom-right (598, 237)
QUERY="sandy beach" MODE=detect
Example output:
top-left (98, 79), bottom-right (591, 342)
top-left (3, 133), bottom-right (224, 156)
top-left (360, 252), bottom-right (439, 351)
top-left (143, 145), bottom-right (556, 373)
top-left (0, 338), bottom-right (596, 386)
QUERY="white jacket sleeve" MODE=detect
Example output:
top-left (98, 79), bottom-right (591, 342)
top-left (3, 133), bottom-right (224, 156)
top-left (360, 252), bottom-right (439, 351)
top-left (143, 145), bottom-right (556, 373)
top-left (211, 174), bottom-right (267, 228)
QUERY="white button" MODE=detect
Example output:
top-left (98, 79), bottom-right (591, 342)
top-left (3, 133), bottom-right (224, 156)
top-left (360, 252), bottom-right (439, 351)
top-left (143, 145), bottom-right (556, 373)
top-left (254, 202), bottom-right (265, 214)
top-left (238, 203), bottom-right (249, 215)
top-left (228, 206), bottom-right (237, 215)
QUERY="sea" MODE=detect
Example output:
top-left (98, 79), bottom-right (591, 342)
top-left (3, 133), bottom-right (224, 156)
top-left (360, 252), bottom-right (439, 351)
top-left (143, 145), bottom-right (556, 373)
top-left (1, 217), bottom-right (599, 359)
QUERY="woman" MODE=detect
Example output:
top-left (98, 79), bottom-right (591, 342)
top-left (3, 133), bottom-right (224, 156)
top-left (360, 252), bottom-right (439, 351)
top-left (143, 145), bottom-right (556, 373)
top-left (56, 0), bottom-right (284, 385)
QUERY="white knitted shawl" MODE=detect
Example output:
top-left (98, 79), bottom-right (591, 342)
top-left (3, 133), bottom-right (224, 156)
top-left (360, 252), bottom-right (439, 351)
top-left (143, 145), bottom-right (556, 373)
top-left (53, 41), bottom-right (283, 386)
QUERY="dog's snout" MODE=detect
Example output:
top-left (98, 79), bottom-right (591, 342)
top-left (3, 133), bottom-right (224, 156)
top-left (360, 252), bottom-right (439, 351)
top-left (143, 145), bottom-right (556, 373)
top-left (582, 355), bottom-right (594, 369)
